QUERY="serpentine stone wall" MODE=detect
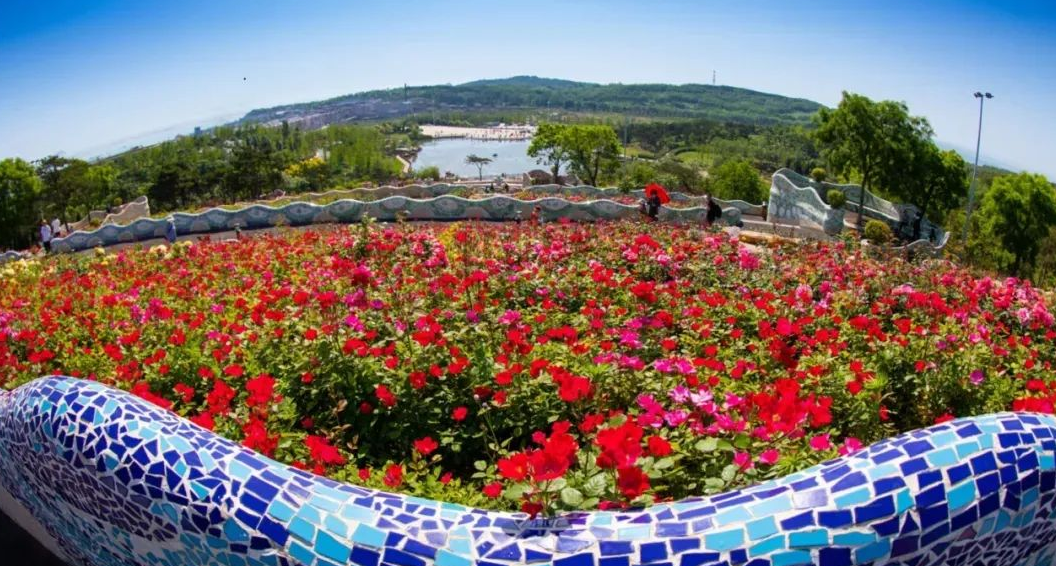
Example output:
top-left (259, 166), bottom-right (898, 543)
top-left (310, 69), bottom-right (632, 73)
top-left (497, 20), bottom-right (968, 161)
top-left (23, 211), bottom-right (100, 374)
top-left (768, 173), bottom-right (845, 236)
top-left (50, 196), bottom-right (744, 254)
top-left (0, 251), bottom-right (29, 264)
top-left (67, 197), bottom-right (151, 233)
top-left (3, 376), bottom-right (1056, 566)
top-left (256, 185), bottom-right (763, 216)
top-left (770, 169), bottom-right (949, 252)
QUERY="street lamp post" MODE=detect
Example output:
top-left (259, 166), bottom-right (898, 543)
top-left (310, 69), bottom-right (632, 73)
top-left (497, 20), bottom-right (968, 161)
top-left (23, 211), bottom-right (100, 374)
top-left (962, 91), bottom-right (993, 250)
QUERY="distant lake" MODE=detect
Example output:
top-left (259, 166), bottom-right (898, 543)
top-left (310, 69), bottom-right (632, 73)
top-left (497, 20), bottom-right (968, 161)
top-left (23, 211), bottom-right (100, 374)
top-left (413, 139), bottom-right (547, 178)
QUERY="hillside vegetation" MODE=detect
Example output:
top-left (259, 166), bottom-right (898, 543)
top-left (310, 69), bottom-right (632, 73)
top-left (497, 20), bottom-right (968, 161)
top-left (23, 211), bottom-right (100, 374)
top-left (241, 76), bottom-right (823, 128)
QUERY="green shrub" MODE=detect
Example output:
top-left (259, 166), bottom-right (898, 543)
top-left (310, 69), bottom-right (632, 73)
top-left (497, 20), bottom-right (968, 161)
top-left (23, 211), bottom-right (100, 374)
top-left (864, 219), bottom-right (893, 244)
top-left (827, 189), bottom-right (847, 209)
top-left (415, 166), bottom-right (441, 182)
top-left (810, 167), bottom-right (827, 183)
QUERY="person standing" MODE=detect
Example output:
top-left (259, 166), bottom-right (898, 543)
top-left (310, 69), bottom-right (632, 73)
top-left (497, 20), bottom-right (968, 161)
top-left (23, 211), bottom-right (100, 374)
top-left (39, 220), bottom-right (53, 253)
top-left (705, 196), bottom-right (723, 228)
top-left (165, 217), bottom-right (177, 244)
top-left (647, 192), bottom-right (661, 221)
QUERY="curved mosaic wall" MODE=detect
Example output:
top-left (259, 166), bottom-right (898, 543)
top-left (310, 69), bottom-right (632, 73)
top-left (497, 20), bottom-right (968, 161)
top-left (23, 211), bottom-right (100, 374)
top-left (51, 196), bottom-right (744, 254)
top-left (258, 184), bottom-right (762, 217)
top-left (768, 173), bottom-right (845, 236)
top-left (770, 170), bottom-right (949, 252)
top-left (0, 251), bottom-right (29, 264)
top-left (3, 376), bottom-right (1056, 566)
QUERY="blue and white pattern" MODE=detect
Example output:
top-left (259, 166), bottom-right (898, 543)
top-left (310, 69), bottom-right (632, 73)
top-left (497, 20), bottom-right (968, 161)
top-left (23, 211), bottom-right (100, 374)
top-left (50, 192), bottom-right (749, 254)
top-left (3, 376), bottom-right (1056, 566)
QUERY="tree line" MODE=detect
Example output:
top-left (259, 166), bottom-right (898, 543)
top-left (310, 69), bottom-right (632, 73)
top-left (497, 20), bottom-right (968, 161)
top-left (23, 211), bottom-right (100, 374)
top-left (0, 123), bottom-right (405, 249)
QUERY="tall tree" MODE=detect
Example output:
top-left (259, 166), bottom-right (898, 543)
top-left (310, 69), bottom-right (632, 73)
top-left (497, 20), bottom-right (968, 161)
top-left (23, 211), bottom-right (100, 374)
top-left (464, 154), bottom-right (492, 181)
top-left (975, 173), bottom-right (1056, 275)
top-left (0, 158), bottom-right (43, 249)
top-left (908, 146), bottom-right (968, 223)
top-left (527, 123), bottom-right (570, 183)
top-left (36, 156), bottom-right (96, 224)
top-left (561, 125), bottom-right (622, 186)
top-left (812, 92), bottom-right (932, 227)
top-left (705, 159), bottom-right (766, 203)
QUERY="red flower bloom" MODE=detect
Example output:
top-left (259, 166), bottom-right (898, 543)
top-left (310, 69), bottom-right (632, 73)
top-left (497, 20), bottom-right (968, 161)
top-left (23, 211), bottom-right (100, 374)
top-left (452, 406), bottom-right (468, 421)
top-left (497, 452), bottom-right (530, 481)
top-left (245, 374), bottom-right (275, 409)
top-left (305, 435), bottom-right (346, 468)
top-left (413, 436), bottom-right (439, 456)
top-left (241, 417), bottom-right (278, 457)
top-left (482, 482), bottom-right (503, 498)
top-left (173, 383), bottom-right (195, 404)
top-left (646, 436), bottom-right (672, 457)
top-left (131, 381), bottom-right (172, 410)
top-left (223, 364), bottom-right (244, 377)
top-left (616, 466), bottom-right (650, 499)
top-left (383, 464), bottom-right (403, 487)
top-left (595, 421), bottom-right (644, 469)
top-left (375, 384), bottom-right (397, 407)
top-left (190, 412), bottom-right (215, 431)
top-left (520, 500), bottom-right (544, 518)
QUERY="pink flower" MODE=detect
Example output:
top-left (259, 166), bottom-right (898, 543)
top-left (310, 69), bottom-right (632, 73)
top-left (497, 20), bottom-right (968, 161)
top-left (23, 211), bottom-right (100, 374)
top-left (733, 451), bottom-right (753, 470)
top-left (758, 449), bottom-right (780, 465)
top-left (809, 434), bottom-right (832, 451)
top-left (839, 437), bottom-right (863, 456)
top-left (663, 410), bottom-right (688, 427)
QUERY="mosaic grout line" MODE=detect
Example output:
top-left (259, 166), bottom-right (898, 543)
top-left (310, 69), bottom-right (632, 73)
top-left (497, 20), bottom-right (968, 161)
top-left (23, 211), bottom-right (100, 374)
top-left (2, 376), bottom-right (1056, 566)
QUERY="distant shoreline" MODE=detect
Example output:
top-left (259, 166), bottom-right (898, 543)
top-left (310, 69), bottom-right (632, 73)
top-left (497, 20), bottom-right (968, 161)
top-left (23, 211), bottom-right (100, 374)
top-left (419, 124), bottom-right (535, 141)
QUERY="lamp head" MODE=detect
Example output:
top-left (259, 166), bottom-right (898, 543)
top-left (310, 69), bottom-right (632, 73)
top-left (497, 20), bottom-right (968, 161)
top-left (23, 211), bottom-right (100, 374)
top-left (985, 93), bottom-right (994, 99)
top-left (974, 92), bottom-right (983, 98)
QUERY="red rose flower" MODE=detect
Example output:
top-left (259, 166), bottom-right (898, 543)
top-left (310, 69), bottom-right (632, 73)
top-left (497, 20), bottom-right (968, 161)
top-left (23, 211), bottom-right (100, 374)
top-left (413, 436), bottom-right (439, 456)
top-left (482, 482), bottom-right (503, 498)
top-left (616, 466), bottom-right (650, 499)
top-left (383, 464), bottom-right (403, 487)
top-left (646, 436), bottom-right (672, 457)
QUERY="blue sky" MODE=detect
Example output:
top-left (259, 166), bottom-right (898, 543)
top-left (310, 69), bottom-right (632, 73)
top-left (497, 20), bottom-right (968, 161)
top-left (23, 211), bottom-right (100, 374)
top-left (1, 0), bottom-right (1053, 176)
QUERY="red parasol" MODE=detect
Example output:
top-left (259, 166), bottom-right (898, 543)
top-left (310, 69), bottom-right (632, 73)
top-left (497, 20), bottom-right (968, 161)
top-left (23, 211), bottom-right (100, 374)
top-left (645, 183), bottom-right (671, 204)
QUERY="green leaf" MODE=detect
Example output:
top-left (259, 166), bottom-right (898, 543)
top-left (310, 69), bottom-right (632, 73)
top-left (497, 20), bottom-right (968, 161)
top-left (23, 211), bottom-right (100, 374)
top-left (721, 464), bottom-right (738, 483)
top-left (503, 483), bottom-right (529, 501)
top-left (695, 438), bottom-right (718, 452)
top-left (546, 478), bottom-right (568, 492)
top-left (560, 487), bottom-right (584, 507)
top-left (582, 473), bottom-right (607, 496)
top-left (654, 457), bottom-right (675, 470)
top-left (473, 460), bottom-right (487, 472)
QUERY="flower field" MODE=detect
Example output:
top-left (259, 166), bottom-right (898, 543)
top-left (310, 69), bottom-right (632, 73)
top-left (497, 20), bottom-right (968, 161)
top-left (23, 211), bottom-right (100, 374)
top-left (1, 221), bottom-right (1054, 516)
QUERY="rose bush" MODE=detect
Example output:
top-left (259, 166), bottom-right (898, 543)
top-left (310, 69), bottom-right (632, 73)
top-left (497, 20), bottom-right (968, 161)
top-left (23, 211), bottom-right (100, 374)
top-left (1, 221), bottom-right (1053, 516)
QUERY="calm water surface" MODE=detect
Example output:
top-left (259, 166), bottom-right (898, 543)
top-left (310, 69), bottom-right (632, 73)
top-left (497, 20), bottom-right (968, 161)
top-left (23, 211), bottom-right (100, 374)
top-left (413, 139), bottom-right (545, 178)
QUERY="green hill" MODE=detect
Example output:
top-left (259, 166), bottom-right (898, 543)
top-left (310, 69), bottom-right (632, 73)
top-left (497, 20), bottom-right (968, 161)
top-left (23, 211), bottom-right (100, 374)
top-left (240, 76), bottom-right (824, 128)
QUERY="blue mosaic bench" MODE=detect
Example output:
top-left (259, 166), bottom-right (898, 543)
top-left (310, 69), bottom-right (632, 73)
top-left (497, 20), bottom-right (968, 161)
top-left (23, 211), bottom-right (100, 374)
top-left (2, 377), bottom-right (1056, 566)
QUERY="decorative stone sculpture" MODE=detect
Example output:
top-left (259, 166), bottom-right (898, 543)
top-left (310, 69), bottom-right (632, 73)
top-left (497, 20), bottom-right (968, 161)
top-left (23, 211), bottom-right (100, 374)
top-left (3, 376), bottom-right (1056, 566)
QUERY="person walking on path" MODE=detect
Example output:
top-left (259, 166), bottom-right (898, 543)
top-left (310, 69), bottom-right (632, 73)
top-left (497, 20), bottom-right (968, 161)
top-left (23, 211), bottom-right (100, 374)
top-left (705, 196), bottom-right (723, 228)
top-left (165, 217), bottom-right (177, 244)
top-left (39, 220), bottom-right (53, 253)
